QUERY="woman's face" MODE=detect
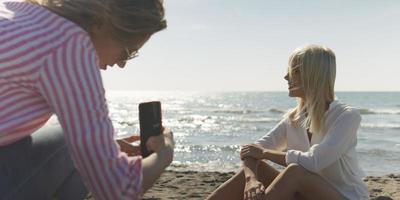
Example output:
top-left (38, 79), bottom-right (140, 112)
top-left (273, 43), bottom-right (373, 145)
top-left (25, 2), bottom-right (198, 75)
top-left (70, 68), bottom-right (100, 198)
top-left (284, 64), bottom-right (305, 99)
top-left (90, 25), bottom-right (151, 70)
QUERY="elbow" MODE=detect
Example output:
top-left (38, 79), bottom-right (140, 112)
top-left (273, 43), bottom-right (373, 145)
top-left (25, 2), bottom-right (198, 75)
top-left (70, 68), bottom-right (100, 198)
top-left (307, 163), bottom-right (322, 173)
top-left (297, 153), bottom-right (324, 173)
top-left (305, 157), bottom-right (325, 173)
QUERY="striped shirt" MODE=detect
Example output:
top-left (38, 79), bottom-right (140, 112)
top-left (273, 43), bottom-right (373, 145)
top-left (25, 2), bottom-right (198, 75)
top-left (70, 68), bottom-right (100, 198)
top-left (0, 1), bottom-right (142, 199)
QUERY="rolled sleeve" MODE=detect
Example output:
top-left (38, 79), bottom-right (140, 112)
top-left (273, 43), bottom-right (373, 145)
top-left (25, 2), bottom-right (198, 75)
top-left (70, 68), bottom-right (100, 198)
top-left (285, 149), bottom-right (300, 165)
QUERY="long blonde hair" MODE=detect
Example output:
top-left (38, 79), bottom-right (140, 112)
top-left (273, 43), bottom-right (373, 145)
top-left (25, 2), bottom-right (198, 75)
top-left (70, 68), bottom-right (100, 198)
top-left (27, 0), bottom-right (166, 41)
top-left (286, 45), bottom-right (336, 134)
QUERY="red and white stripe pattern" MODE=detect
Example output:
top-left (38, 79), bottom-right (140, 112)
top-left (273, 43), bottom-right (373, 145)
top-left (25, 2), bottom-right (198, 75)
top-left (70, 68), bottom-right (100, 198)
top-left (0, 1), bottom-right (142, 199)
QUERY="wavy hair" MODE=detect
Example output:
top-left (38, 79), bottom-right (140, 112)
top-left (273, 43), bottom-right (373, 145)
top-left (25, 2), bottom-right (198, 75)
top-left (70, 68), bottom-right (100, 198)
top-left (27, 0), bottom-right (167, 41)
top-left (285, 45), bottom-right (336, 134)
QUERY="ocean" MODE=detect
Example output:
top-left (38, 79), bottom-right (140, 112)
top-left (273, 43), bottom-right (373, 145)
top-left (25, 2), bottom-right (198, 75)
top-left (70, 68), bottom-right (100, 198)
top-left (106, 91), bottom-right (400, 176)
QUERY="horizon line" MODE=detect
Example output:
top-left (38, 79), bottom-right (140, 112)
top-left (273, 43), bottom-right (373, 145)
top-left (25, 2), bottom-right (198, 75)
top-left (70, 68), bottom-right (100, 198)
top-left (105, 90), bottom-right (400, 93)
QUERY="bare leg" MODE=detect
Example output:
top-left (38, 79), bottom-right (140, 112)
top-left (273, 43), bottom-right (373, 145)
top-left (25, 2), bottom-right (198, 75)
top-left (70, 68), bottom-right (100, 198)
top-left (264, 163), bottom-right (346, 200)
top-left (206, 160), bottom-right (280, 200)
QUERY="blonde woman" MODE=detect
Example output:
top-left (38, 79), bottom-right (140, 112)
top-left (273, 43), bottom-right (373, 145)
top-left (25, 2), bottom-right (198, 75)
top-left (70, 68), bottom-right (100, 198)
top-left (207, 45), bottom-right (369, 200)
top-left (0, 0), bottom-right (174, 200)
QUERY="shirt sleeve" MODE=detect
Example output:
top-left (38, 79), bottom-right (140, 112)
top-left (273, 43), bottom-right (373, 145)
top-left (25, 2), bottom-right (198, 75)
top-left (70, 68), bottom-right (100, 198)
top-left (285, 109), bottom-right (361, 173)
top-left (255, 118), bottom-right (287, 151)
top-left (35, 33), bottom-right (142, 200)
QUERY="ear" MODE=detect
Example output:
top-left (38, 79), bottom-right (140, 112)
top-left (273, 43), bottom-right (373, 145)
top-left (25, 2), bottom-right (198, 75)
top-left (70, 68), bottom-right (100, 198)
top-left (89, 24), bottom-right (105, 37)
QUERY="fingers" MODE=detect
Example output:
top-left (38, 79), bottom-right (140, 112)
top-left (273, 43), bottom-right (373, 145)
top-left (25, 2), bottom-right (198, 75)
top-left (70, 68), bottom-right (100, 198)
top-left (251, 188), bottom-right (258, 200)
top-left (244, 190), bottom-right (255, 200)
top-left (253, 184), bottom-right (265, 200)
top-left (123, 135), bottom-right (140, 143)
top-left (240, 149), bottom-right (250, 160)
top-left (241, 145), bottom-right (255, 154)
top-left (256, 184), bottom-right (265, 200)
top-left (244, 188), bottom-right (264, 200)
top-left (244, 181), bottom-right (266, 200)
top-left (162, 128), bottom-right (175, 147)
top-left (146, 134), bottom-right (165, 153)
top-left (241, 144), bottom-right (266, 160)
top-left (117, 140), bottom-right (141, 156)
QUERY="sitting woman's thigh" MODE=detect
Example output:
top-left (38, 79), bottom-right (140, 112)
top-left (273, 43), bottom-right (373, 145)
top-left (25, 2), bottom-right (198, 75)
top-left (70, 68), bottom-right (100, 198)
top-left (0, 123), bottom-right (79, 199)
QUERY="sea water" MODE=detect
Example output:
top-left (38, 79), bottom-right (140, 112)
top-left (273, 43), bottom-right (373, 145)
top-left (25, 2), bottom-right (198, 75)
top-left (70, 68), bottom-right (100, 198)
top-left (107, 91), bottom-right (400, 176)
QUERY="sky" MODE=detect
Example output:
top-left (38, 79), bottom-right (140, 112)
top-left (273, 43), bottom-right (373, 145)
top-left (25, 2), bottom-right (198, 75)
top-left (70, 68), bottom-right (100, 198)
top-left (102, 0), bottom-right (400, 91)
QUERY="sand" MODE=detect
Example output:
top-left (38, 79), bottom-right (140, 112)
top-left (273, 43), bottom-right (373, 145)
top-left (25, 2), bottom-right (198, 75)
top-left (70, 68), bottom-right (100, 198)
top-left (84, 170), bottom-right (399, 199)
top-left (141, 171), bottom-right (400, 200)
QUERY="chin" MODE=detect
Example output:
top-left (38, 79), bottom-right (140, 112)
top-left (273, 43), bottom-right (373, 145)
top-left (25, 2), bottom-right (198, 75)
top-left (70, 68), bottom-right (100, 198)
top-left (288, 90), bottom-right (300, 98)
top-left (288, 90), bottom-right (295, 97)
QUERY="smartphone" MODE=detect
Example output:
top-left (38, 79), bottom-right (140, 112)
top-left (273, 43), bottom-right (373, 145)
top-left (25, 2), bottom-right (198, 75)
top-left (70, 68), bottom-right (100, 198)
top-left (139, 101), bottom-right (162, 158)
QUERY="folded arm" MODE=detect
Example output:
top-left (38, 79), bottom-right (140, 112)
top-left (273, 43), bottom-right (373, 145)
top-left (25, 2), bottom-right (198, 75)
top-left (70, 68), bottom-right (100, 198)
top-left (285, 110), bottom-right (361, 173)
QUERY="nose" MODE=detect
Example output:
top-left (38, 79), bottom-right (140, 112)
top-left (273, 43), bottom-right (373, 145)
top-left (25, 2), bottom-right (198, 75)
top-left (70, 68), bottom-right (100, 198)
top-left (284, 73), bottom-right (289, 81)
top-left (117, 61), bottom-right (126, 68)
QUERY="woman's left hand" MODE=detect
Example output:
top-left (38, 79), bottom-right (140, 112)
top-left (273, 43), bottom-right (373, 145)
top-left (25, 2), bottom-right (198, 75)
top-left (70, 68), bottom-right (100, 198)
top-left (117, 135), bottom-right (141, 156)
top-left (240, 144), bottom-right (266, 160)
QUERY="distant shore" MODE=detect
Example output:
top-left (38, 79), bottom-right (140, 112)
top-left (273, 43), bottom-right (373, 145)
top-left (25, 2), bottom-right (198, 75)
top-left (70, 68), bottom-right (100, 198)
top-left (142, 170), bottom-right (400, 200)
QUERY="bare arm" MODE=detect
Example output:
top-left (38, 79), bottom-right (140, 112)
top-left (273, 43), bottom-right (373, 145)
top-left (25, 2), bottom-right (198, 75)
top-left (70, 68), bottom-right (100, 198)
top-left (241, 144), bottom-right (287, 166)
top-left (263, 149), bottom-right (287, 166)
top-left (141, 130), bottom-right (175, 193)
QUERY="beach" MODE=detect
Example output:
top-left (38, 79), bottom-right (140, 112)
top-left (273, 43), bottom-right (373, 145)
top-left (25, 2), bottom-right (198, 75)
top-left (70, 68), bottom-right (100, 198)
top-left (142, 170), bottom-right (400, 200)
top-left (103, 92), bottom-right (400, 199)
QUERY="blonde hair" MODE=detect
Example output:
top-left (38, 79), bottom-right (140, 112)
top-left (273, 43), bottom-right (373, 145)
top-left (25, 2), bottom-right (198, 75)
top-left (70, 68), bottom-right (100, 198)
top-left (286, 44), bottom-right (336, 134)
top-left (27, 0), bottom-right (166, 41)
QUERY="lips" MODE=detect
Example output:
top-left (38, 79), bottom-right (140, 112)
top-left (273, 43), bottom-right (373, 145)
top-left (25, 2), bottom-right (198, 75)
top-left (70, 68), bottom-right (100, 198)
top-left (288, 82), bottom-right (300, 89)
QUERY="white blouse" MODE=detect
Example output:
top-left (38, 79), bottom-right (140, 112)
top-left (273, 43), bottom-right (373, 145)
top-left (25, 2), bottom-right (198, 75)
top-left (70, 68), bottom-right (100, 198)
top-left (256, 100), bottom-right (369, 200)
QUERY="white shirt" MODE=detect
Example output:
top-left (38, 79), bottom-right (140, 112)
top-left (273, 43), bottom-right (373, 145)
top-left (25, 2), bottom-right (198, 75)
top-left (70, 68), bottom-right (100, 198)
top-left (256, 100), bottom-right (369, 200)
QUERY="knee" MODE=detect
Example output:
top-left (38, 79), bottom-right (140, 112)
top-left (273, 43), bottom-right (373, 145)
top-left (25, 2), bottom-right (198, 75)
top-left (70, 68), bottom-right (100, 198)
top-left (55, 145), bottom-right (75, 169)
top-left (284, 163), bottom-right (308, 177)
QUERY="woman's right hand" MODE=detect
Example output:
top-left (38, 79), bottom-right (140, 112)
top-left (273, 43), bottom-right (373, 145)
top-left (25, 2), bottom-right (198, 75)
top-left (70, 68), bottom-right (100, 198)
top-left (243, 177), bottom-right (265, 200)
top-left (146, 128), bottom-right (175, 164)
top-left (240, 144), bottom-right (266, 160)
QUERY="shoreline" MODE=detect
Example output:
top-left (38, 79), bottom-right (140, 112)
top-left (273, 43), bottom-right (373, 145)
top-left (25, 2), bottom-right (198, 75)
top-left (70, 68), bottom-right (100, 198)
top-left (142, 170), bottom-right (400, 200)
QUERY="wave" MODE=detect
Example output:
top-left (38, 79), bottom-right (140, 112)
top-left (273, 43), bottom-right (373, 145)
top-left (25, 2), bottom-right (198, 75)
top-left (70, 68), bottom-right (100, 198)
top-left (176, 115), bottom-right (280, 124)
top-left (268, 108), bottom-right (286, 114)
top-left (359, 108), bottom-right (400, 115)
top-left (361, 123), bottom-right (400, 129)
top-left (358, 148), bottom-right (399, 157)
top-left (175, 144), bottom-right (241, 153)
top-left (177, 115), bottom-right (213, 123)
top-left (235, 117), bottom-right (281, 123)
top-left (212, 108), bottom-right (286, 115)
top-left (213, 109), bottom-right (261, 114)
top-left (117, 121), bottom-right (136, 126)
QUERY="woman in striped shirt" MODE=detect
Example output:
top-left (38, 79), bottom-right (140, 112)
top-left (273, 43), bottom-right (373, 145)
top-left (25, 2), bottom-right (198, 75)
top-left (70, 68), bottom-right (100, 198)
top-left (0, 0), bottom-right (174, 199)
